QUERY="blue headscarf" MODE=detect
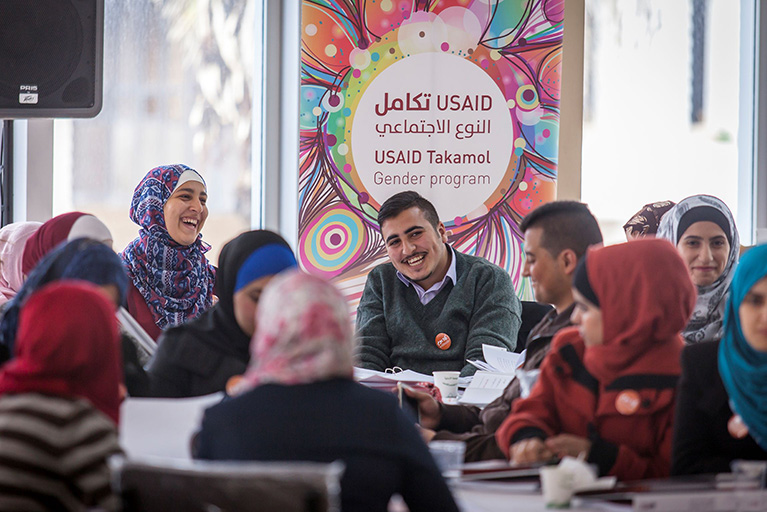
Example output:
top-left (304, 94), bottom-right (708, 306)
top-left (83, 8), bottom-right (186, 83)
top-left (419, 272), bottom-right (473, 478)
top-left (165, 230), bottom-right (297, 362)
top-left (0, 238), bottom-right (128, 361)
top-left (719, 243), bottom-right (767, 449)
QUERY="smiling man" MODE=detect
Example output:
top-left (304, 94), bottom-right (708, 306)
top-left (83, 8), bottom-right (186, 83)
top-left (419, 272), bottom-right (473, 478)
top-left (355, 191), bottom-right (521, 377)
top-left (405, 200), bottom-right (604, 461)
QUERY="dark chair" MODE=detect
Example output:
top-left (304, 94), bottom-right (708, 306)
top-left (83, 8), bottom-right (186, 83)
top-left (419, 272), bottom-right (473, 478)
top-left (112, 457), bottom-right (344, 512)
top-left (515, 301), bottom-right (554, 353)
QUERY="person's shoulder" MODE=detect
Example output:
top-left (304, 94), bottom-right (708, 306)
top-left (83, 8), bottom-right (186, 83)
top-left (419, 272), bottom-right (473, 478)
top-left (361, 261), bottom-right (397, 294)
top-left (151, 322), bottom-right (225, 373)
top-left (0, 393), bottom-right (113, 428)
top-left (368, 260), bottom-right (396, 277)
top-left (158, 322), bottom-right (201, 345)
top-left (456, 250), bottom-right (510, 278)
top-left (681, 339), bottom-right (720, 372)
top-left (153, 324), bottom-right (203, 361)
top-left (684, 339), bottom-right (720, 357)
top-left (348, 380), bottom-right (399, 405)
top-left (550, 326), bottom-right (584, 351)
top-left (202, 389), bottom-right (252, 424)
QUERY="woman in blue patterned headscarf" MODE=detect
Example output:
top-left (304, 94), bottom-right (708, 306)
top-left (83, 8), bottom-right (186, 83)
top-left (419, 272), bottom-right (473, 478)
top-left (120, 164), bottom-right (216, 341)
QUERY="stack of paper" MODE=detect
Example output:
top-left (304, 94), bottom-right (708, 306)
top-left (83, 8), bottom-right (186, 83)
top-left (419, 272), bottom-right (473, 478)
top-left (458, 371), bottom-right (516, 407)
top-left (460, 344), bottom-right (526, 407)
top-left (467, 344), bottom-right (524, 374)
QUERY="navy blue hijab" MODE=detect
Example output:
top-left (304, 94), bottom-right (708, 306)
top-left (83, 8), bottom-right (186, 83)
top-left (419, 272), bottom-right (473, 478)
top-left (0, 238), bottom-right (128, 361)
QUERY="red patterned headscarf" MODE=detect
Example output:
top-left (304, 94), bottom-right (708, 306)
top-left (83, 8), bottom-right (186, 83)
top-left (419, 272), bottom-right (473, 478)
top-left (243, 270), bottom-right (354, 388)
top-left (0, 281), bottom-right (123, 424)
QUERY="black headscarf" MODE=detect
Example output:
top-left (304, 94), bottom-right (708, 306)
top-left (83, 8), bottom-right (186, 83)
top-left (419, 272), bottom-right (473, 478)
top-left (180, 230), bottom-right (297, 362)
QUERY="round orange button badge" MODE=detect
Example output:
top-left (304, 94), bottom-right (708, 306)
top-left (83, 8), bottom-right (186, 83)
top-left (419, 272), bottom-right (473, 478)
top-left (435, 333), bottom-right (451, 350)
top-left (226, 374), bottom-right (245, 395)
top-left (615, 390), bottom-right (641, 415)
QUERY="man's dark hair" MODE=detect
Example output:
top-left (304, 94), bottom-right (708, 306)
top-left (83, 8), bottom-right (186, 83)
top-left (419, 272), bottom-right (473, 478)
top-left (377, 191), bottom-right (440, 230)
top-left (519, 201), bottom-right (603, 259)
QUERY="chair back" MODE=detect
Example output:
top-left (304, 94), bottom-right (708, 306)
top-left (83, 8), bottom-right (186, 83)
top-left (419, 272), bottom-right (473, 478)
top-left (112, 457), bottom-right (344, 512)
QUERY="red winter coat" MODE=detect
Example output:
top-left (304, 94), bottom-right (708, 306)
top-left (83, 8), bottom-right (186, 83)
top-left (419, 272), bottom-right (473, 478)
top-left (496, 239), bottom-right (696, 481)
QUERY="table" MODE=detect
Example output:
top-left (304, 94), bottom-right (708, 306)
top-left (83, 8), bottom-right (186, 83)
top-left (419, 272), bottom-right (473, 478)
top-left (451, 480), bottom-right (629, 512)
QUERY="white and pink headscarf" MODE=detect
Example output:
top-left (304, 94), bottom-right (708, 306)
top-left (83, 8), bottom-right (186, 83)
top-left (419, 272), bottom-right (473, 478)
top-left (0, 222), bottom-right (42, 306)
top-left (243, 270), bottom-right (354, 388)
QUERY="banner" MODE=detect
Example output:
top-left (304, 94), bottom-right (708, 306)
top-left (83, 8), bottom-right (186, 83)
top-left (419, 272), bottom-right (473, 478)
top-left (299, 0), bottom-right (563, 304)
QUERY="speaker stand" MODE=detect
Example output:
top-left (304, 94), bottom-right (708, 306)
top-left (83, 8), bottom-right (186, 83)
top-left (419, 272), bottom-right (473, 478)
top-left (0, 120), bottom-right (13, 226)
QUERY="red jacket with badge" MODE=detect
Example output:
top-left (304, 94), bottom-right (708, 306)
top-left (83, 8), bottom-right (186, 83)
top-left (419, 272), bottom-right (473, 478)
top-left (496, 239), bottom-right (696, 481)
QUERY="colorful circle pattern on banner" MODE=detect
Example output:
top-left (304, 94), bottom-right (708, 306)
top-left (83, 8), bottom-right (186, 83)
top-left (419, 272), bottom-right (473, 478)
top-left (300, 203), bottom-right (368, 277)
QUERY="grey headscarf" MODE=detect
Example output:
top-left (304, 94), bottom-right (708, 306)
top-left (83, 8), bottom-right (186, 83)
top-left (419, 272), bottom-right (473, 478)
top-left (656, 194), bottom-right (740, 343)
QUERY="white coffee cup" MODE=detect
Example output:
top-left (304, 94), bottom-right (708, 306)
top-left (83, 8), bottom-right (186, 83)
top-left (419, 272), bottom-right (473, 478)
top-left (432, 371), bottom-right (460, 402)
top-left (539, 466), bottom-right (574, 507)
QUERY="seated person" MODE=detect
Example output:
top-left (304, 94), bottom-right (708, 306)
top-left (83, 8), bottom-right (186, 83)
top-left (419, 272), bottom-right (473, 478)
top-left (657, 194), bottom-right (740, 343)
top-left (672, 243), bottom-right (767, 475)
top-left (0, 282), bottom-right (122, 511)
top-left (22, 211), bottom-right (114, 274)
top-left (147, 230), bottom-right (297, 398)
top-left (0, 212), bottom-right (112, 311)
top-left (120, 164), bottom-right (216, 341)
top-left (0, 238), bottom-right (148, 396)
top-left (196, 271), bottom-right (459, 512)
top-left (408, 201), bottom-right (603, 461)
top-left (0, 222), bottom-right (41, 307)
top-left (356, 191), bottom-right (521, 376)
top-left (496, 239), bottom-right (695, 481)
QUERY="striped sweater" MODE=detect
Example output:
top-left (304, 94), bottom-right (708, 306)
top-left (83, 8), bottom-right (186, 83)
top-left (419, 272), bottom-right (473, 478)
top-left (0, 393), bottom-right (121, 511)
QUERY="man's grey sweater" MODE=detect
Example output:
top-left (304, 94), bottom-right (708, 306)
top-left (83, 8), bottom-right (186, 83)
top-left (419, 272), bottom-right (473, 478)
top-left (355, 249), bottom-right (521, 377)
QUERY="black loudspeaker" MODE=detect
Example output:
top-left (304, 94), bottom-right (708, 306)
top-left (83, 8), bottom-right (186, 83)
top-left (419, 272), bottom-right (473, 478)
top-left (0, 0), bottom-right (104, 119)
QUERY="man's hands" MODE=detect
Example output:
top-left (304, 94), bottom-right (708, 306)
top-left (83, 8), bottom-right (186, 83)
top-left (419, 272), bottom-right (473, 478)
top-left (403, 385), bottom-right (441, 429)
top-left (418, 425), bottom-right (437, 443)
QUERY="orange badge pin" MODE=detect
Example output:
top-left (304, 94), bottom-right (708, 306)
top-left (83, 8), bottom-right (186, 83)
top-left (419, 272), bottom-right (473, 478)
top-left (435, 333), bottom-right (451, 350)
top-left (615, 390), bottom-right (641, 415)
top-left (226, 374), bottom-right (245, 395)
top-left (728, 414), bottom-right (749, 439)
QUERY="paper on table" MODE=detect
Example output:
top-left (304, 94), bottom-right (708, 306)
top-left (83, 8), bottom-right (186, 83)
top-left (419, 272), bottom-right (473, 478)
top-left (355, 367), bottom-right (434, 383)
top-left (482, 344), bottom-right (523, 373)
top-left (459, 371), bottom-right (515, 407)
top-left (354, 367), bottom-right (473, 387)
top-left (120, 393), bottom-right (224, 460)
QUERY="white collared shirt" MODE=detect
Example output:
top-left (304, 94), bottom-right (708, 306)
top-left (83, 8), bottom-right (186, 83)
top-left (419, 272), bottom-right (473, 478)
top-left (396, 245), bottom-right (456, 305)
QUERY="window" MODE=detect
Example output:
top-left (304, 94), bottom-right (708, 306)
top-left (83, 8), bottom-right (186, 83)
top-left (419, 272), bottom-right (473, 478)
top-left (581, 0), bottom-right (748, 244)
top-left (53, 0), bottom-right (255, 263)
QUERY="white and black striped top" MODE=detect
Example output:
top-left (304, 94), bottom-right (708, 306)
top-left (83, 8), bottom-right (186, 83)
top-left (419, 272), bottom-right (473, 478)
top-left (0, 393), bottom-right (121, 511)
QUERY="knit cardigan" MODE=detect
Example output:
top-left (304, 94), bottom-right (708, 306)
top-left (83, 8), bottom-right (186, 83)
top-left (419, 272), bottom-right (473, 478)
top-left (355, 249), bottom-right (521, 377)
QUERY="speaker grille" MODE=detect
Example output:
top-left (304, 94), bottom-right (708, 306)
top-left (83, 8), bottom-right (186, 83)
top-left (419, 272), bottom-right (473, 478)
top-left (0, 1), bottom-right (83, 99)
top-left (0, 0), bottom-right (102, 117)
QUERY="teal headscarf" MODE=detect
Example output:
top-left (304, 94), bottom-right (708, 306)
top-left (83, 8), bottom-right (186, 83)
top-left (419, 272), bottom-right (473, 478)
top-left (719, 244), bottom-right (767, 449)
